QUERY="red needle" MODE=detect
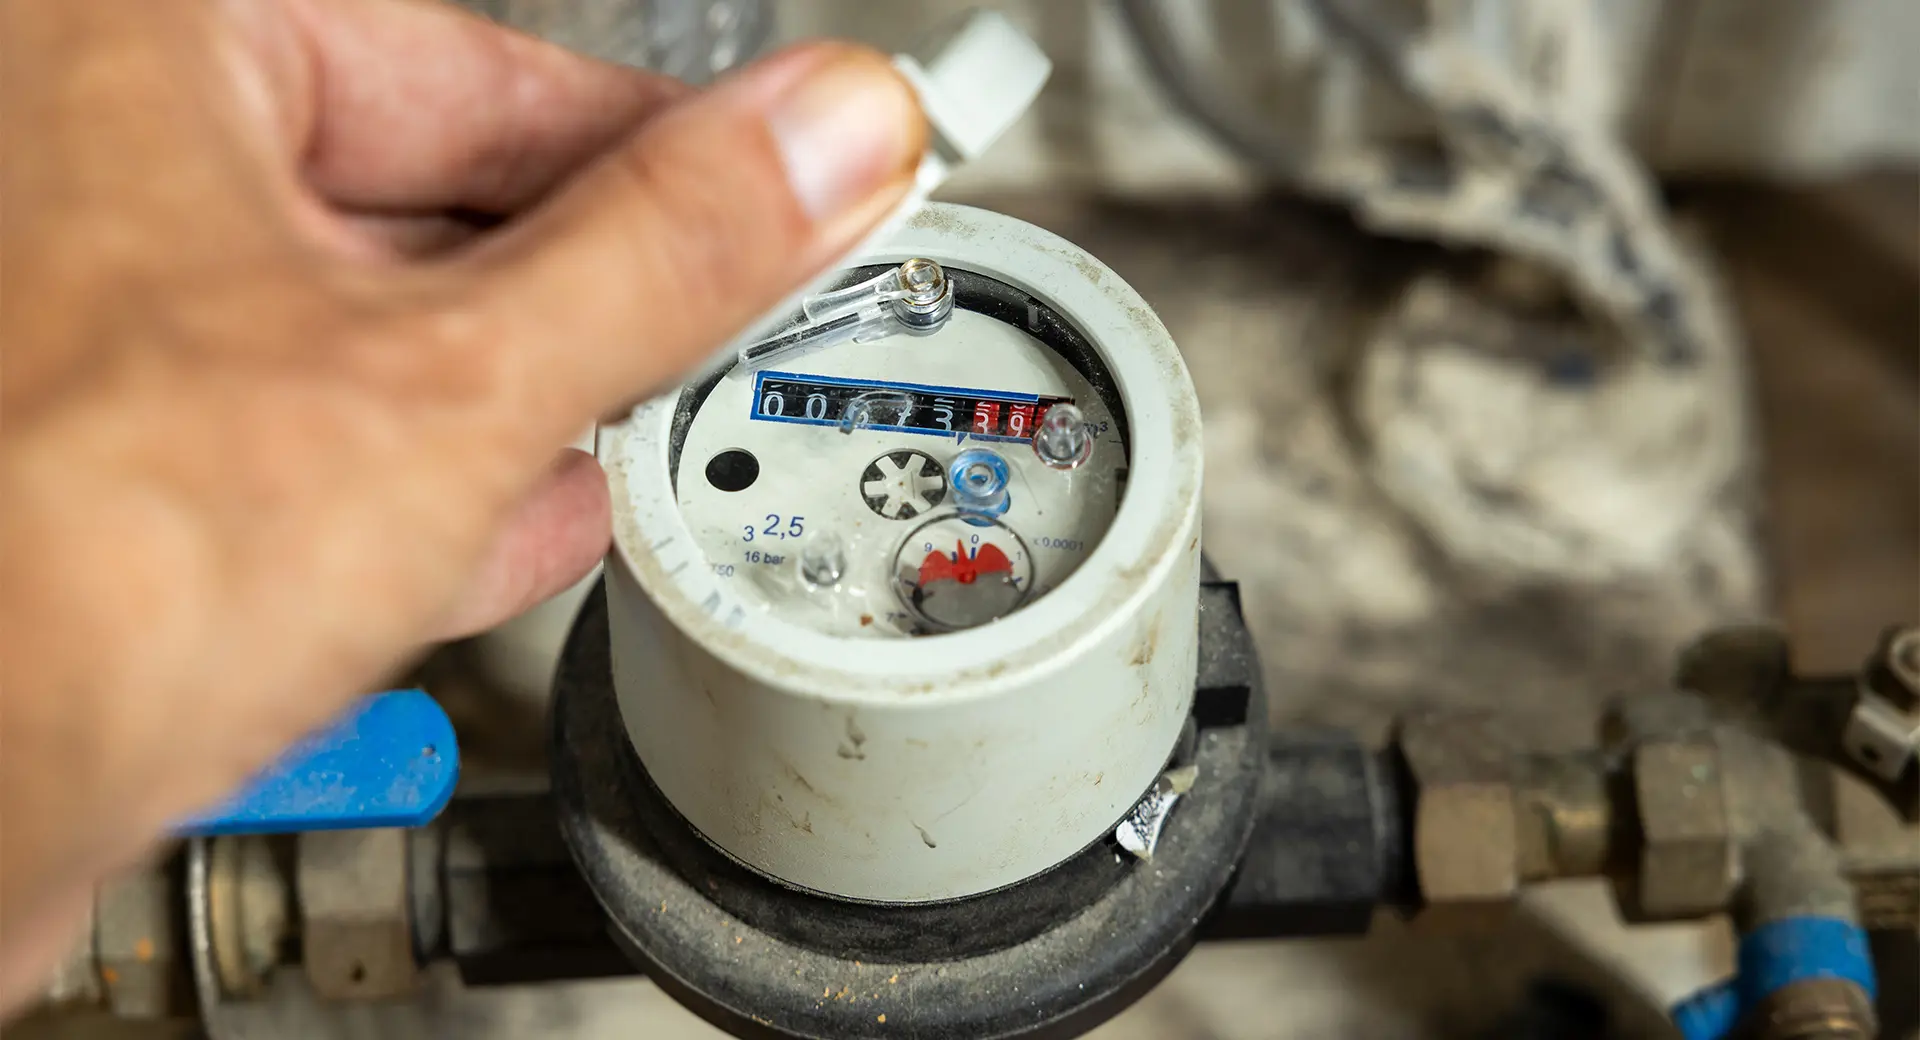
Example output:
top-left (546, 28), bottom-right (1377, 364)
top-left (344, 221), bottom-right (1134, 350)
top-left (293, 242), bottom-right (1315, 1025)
top-left (917, 540), bottom-right (1016, 588)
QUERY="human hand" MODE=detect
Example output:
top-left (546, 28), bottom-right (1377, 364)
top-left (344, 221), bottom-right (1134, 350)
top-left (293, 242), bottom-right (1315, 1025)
top-left (0, 0), bottom-right (924, 1008)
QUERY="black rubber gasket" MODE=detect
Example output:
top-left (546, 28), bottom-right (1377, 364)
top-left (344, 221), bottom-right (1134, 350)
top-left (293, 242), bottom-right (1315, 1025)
top-left (550, 581), bottom-right (1265, 1040)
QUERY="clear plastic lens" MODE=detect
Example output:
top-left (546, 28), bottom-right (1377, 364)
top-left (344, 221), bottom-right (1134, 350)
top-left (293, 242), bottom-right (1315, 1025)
top-left (741, 259), bottom-right (954, 369)
top-left (840, 391), bottom-right (916, 435)
top-left (1033, 402), bottom-right (1092, 469)
top-left (799, 531), bottom-right (848, 588)
top-left (800, 269), bottom-right (899, 322)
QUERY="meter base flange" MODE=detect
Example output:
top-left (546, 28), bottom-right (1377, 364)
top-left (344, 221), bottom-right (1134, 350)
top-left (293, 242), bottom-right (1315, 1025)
top-left (552, 581), bottom-right (1266, 1040)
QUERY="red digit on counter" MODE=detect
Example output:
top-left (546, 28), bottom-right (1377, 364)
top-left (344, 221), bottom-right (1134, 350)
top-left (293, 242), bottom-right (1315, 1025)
top-left (1006, 404), bottom-right (1034, 438)
top-left (972, 400), bottom-right (1000, 435)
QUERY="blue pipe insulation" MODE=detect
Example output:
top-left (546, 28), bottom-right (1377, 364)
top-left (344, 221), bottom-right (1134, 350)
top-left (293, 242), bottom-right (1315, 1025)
top-left (1671, 916), bottom-right (1877, 1040)
top-left (1672, 980), bottom-right (1739, 1040)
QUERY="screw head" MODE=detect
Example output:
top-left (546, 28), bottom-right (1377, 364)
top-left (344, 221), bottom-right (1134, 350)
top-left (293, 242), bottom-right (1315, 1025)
top-left (897, 258), bottom-right (946, 305)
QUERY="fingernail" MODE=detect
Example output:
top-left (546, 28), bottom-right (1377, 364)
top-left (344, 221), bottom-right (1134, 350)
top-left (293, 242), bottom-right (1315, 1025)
top-left (765, 51), bottom-right (924, 221)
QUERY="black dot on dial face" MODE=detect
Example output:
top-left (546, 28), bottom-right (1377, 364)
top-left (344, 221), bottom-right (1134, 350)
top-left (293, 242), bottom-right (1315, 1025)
top-left (705, 449), bottom-right (760, 492)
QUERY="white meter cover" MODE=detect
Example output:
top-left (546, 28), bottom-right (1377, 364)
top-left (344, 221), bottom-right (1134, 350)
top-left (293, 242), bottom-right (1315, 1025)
top-left (601, 205), bottom-right (1204, 902)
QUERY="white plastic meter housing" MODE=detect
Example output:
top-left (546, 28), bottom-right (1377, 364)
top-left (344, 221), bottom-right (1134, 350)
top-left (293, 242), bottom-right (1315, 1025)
top-left (599, 204), bottom-right (1203, 903)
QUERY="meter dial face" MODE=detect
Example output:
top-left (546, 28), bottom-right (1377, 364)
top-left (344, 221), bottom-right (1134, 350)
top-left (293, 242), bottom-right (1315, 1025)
top-left (894, 515), bottom-right (1035, 631)
top-left (671, 268), bottom-right (1128, 638)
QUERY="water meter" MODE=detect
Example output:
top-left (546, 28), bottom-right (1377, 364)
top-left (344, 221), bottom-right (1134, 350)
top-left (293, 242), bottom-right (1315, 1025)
top-left (597, 202), bottom-right (1205, 901)
top-left (549, 18), bottom-right (1260, 1040)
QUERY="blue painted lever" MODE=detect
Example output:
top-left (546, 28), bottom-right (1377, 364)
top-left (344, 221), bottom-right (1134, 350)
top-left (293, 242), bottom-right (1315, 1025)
top-left (175, 689), bottom-right (459, 836)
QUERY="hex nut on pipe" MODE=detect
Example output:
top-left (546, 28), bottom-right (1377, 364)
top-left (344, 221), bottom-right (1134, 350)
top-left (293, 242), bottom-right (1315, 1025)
top-left (94, 866), bottom-right (183, 1018)
top-left (1633, 737), bottom-right (1737, 918)
top-left (1399, 712), bottom-right (1521, 921)
top-left (298, 829), bottom-right (418, 1000)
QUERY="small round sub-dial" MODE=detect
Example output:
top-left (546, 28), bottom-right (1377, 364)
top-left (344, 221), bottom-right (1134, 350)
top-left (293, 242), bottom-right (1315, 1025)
top-left (893, 514), bottom-right (1034, 632)
top-left (862, 450), bottom-right (948, 520)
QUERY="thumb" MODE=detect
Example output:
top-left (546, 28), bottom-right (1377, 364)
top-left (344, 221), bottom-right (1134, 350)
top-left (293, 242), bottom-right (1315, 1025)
top-left (453, 42), bottom-right (926, 427)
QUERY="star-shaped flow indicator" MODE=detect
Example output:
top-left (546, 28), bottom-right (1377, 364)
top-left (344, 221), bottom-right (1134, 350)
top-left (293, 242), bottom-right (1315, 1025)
top-left (861, 450), bottom-right (947, 520)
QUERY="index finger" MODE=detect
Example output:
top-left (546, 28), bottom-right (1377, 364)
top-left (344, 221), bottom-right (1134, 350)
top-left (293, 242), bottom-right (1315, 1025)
top-left (446, 42), bottom-right (926, 428)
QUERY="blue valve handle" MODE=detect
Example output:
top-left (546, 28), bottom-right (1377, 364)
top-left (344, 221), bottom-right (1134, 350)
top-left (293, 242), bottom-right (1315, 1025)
top-left (175, 689), bottom-right (459, 836)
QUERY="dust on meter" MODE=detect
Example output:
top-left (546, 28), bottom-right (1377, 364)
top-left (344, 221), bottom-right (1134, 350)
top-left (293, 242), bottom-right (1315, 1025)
top-left (596, 12), bottom-right (1205, 906)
